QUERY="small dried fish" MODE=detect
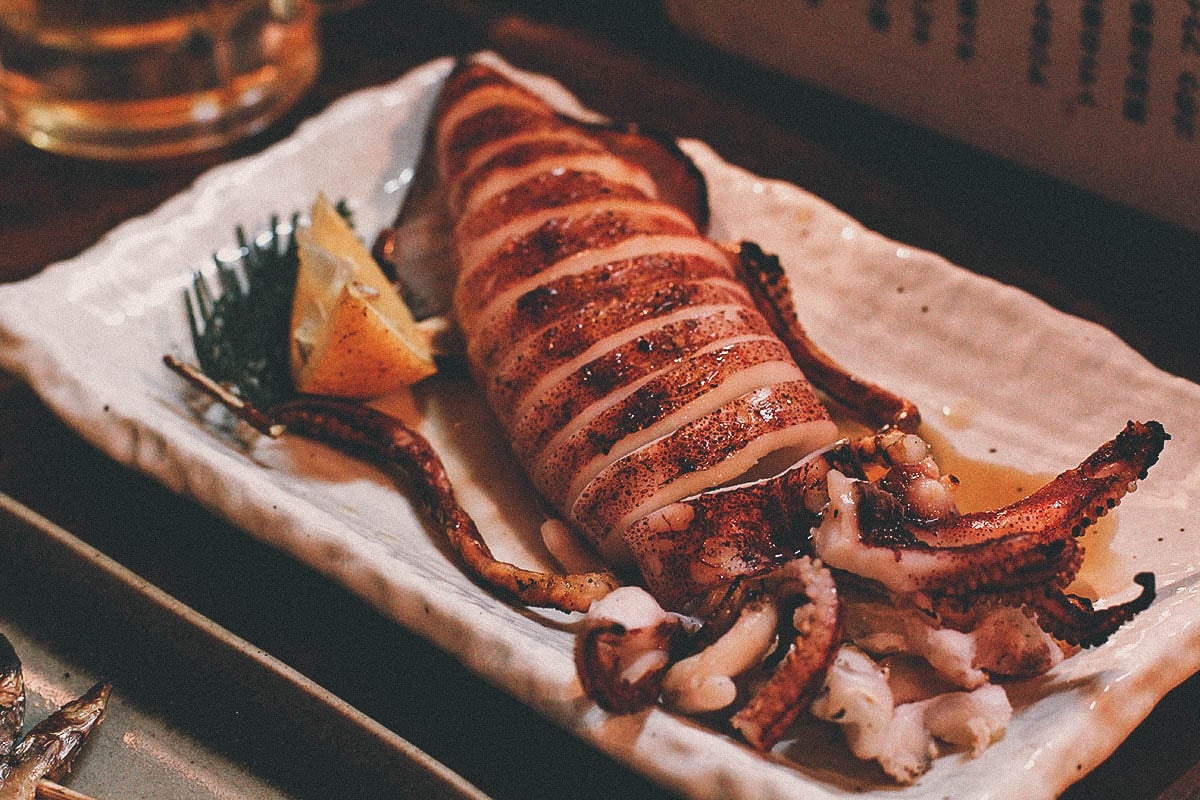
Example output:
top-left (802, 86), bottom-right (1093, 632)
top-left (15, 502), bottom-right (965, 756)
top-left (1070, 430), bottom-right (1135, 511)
top-left (0, 634), bottom-right (24, 760)
top-left (0, 681), bottom-right (110, 800)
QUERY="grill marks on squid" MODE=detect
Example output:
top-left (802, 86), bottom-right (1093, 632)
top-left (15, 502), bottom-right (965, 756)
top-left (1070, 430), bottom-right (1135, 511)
top-left (451, 133), bottom-right (606, 212)
top-left (454, 213), bottom-right (703, 326)
top-left (535, 338), bottom-right (802, 506)
top-left (453, 131), bottom-right (601, 206)
top-left (461, 153), bottom-right (661, 218)
top-left (510, 309), bottom-right (776, 464)
top-left (436, 82), bottom-right (558, 178)
top-left (468, 249), bottom-right (743, 369)
top-left (458, 198), bottom-right (699, 279)
top-left (456, 168), bottom-right (659, 243)
top-left (490, 296), bottom-right (752, 431)
top-left (439, 62), bottom-right (838, 562)
top-left (458, 234), bottom-right (732, 336)
top-left (570, 380), bottom-right (834, 552)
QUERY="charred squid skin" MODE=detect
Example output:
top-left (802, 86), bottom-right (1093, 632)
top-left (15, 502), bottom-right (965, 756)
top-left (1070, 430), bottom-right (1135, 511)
top-left (468, 250), bottom-right (743, 375)
top-left (270, 397), bottom-right (620, 613)
top-left (1029, 573), bottom-right (1156, 648)
top-left (904, 419), bottom-right (1170, 549)
top-left (845, 481), bottom-right (1088, 595)
top-left (731, 557), bottom-right (843, 751)
top-left (511, 307), bottom-right (776, 465)
top-left (455, 169), bottom-right (656, 244)
top-left (929, 573), bottom-right (1158, 649)
top-left (574, 588), bottom-right (687, 714)
top-left (433, 61), bottom-right (709, 233)
top-left (569, 379), bottom-right (836, 557)
top-left (435, 70), bottom-right (567, 183)
top-left (449, 134), bottom-right (606, 214)
top-left (812, 420), bottom-right (1169, 655)
top-left (530, 338), bottom-right (801, 506)
top-left (575, 621), bottom-right (679, 713)
top-left (623, 451), bottom-right (833, 611)
top-left (620, 432), bottom-right (931, 611)
top-left (816, 420), bottom-right (1169, 599)
top-left (734, 241), bottom-right (920, 434)
top-left (454, 210), bottom-right (700, 324)
top-left (438, 59), bottom-right (709, 210)
top-left (459, 199), bottom-right (697, 280)
top-left (567, 117), bottom-right (711, 233)
top-left (441, 103), bottom-right (563, 184)
top-left (460, 234), bottom-right (733, 340)
top-left (484, 280), bottom-right (758, 427)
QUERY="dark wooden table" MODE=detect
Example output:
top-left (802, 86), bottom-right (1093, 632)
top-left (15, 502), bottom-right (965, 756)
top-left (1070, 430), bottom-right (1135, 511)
top-left (2, 2), bottom-right (1198, 798)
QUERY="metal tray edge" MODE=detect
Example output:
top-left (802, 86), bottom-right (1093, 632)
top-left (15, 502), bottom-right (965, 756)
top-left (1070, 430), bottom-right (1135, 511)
top-left (0, 490), bottom-right (492, 800)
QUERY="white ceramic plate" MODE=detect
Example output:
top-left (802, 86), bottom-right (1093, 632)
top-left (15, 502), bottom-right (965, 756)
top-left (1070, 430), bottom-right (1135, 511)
top-left (1, 54), bottom-right (1197, 800)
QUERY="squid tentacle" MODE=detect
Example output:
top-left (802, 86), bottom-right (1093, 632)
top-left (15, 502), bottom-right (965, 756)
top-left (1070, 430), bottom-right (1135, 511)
top-left (731, 556), bottom-right (843, 750)
top-left (815, 421), bottom-right (1169, 601)
top-left (1030, 573), bottom-right (1157, 648)
top-left (169, 56), bottom-right (1177, 784)
top-left (271, 396), bottom-right (621, 613)
top-left (909, 420), bottom-right (1169, 549)
top-left (621, 431), bottom-right (940, 610)
top-left (733, 241), bottom-right (920, 434)
top-left (573, 587), bottom-right (687, 713)
top-left (931, 573), bottom-right (1157, 648)
top-left (847, 481), bottom-right (1087, 594)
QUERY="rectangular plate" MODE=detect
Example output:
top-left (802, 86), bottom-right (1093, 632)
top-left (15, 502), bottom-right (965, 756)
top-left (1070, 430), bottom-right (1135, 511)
top-left (0, 53), bottom-right (1198, 799)
top-left (0, 492), bottom-right (489, 800)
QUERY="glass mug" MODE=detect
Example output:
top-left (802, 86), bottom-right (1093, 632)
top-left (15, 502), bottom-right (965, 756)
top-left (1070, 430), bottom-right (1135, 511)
top-left (0, 0), bottom-right (320, 160)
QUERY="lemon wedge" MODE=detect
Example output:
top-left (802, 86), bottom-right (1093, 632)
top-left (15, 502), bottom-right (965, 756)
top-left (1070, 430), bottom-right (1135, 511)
top-left (289, 194), bottom-right (436, 397)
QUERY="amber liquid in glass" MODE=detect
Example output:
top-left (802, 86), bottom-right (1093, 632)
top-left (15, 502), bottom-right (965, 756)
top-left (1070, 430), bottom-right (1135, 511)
top-left (0, 0), bottom-right (318, 159)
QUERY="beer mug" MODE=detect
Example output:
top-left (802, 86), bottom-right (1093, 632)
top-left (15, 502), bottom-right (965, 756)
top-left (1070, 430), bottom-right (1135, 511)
top-left (0, 0), bottom-right (320, 160)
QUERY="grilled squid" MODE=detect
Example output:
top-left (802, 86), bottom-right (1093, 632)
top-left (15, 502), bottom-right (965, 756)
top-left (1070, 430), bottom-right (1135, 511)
top-left (378, 58), bottom-right (1167, 780)
top-left (178, 57), bottom-right (1172, 784)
